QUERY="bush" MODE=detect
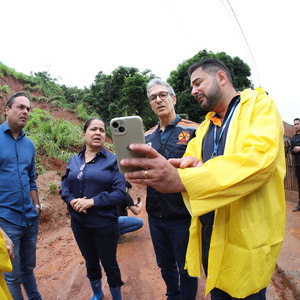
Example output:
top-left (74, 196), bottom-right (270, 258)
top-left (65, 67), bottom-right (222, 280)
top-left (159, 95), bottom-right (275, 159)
top-left (0, 84), bottom-right (11, 94)
top-left (31, 96), bottom-right (47, 102)
top-left (49, 182), bottom-right (60, 195)
top-left (50, 100), bottom-right (61, 109)
top-left (76, 102), bottom-right (100, 121)
top-left (25, 108), bottom-right (83, 163)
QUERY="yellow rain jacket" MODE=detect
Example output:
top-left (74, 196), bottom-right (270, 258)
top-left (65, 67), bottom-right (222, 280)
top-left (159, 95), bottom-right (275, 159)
top-left (178, 88), bottom-right (286, 298)
top-left (0, 230), bottom-right (13, 300)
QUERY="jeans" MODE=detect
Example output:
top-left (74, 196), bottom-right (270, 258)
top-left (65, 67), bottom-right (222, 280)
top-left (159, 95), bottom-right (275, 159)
top-left (71, 218), bottom-right (123, 288)
top-left (0, 217), bottom-right (41, 300)
top-left (210, 287), bottom-right (267, 300)
top-left (118, 216), bottom-right (143, 235)
top-left (148, 215), bottom-right (198, 300)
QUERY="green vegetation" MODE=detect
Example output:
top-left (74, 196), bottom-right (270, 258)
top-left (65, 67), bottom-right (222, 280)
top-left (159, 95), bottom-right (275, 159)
top-left (1, 50), bottom-right (253, 127)
top-left (167, 49), bottom-right (253, 123)
top-left (25, 108), bottom-right (83, 163)
top-left (49, 182), bottom-right (61, 195)
top-left (0, 62), bottom-right (40, 95)
top-left (76, 102), bottom-right (99, 121)
top-left (0, 84), bottom-right (11, 94)
top-left (0, 62), bottom-right (29, 80)
top-left (0, 62), bottom-right (90, 111)
top-left (84, 67), bottom-right (156, 129)
top-left (35, 157), bottom-right (47, 176)
top-left (1, 50), bottom-right (253, 174)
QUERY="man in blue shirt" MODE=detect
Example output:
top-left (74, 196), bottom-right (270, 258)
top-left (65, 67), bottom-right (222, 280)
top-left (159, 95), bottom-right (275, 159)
top-left (0, 91), bottom-right (42, 300)
top-left (144, 79), bottom-right (199, 300)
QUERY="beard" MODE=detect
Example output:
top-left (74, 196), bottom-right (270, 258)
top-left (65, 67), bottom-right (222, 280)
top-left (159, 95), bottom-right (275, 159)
top-left (197, 80), bottom-right (222, 112)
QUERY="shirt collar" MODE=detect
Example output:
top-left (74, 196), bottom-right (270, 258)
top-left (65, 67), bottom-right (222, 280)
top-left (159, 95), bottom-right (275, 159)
top-left (210, 94), bottom-right (241, 127)
top-left (2, 121), bottom-right (26, 138)
top-left (158, 114), bottom-right (181, 131)
top-left (78, 146), bottom-right (107, 159)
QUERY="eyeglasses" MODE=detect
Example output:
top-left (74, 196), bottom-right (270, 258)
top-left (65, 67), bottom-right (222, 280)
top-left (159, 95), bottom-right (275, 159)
top-left (149, 91), bottom-right (172, 103)
top-left (77, 164), bottom-right (86, 180)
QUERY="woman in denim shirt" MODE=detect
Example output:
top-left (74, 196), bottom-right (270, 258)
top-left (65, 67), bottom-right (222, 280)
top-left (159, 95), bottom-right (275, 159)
top-left (61, 118), bottom-right (125, 300)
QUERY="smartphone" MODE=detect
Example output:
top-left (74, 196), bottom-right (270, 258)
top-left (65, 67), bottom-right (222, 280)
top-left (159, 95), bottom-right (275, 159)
top-left (110, 116), bottom-right (146, 174)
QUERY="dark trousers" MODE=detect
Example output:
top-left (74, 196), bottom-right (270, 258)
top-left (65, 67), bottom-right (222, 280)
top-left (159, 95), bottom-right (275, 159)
top-left (148, 215), bottom-right (198, 300)
top-left (296, 166), bottom-right (300, 200)
top-left (71, 219), bottom-right (123, 288)
top-left (211, 287), bottom-right (266, 300)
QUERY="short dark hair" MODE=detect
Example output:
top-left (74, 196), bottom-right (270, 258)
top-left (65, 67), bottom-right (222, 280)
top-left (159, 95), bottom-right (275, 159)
top-left (5, 91), bottom-right (29, 108)
top-left (188, 58), bottom-right (233, 85)
top-left (294, 118), bottom-right (300, 122)
top-left (83, 118), bottom-right (105, 132)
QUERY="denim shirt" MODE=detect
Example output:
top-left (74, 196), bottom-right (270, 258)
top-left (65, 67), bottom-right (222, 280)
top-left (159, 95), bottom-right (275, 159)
top-left (0, 121), bottom-right (38, 227)
top-left (60, 147), bottom-right (126, 228)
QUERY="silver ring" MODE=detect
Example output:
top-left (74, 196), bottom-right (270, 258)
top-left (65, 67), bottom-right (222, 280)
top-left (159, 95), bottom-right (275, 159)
top-left (144, 170), bottom-right (148, 179)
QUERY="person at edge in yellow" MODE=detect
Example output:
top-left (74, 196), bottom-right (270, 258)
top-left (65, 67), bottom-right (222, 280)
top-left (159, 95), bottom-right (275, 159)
top-left (120, 58), bottom-right (286, 299)
top-left (0, 227), bottom-right (14, 300)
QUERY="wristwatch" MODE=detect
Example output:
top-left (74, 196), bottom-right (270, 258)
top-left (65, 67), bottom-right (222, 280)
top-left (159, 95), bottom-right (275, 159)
top-left (35, 204), bottom-right (42, 211)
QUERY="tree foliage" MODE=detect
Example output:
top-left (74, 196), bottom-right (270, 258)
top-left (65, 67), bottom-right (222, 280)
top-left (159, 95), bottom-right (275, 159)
top-left (167, 49), bottom-right (253, 123)
top-left (85, 66), bottom-right (156, 129)
top-left (1, 50), bottom-right (254, 134)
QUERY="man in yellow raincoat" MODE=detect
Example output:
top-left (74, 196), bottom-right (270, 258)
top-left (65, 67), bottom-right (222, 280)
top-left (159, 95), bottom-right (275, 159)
top-left (0, 228), bottom-right (14, 300)
top-left (121, 58), bottom-right (286, 299)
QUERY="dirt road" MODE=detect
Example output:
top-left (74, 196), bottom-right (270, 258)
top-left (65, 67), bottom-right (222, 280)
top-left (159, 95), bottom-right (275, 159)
top-left (30, 172), bottom-right (295, 299)
top-left (34, 173), bottom-right (208, 299)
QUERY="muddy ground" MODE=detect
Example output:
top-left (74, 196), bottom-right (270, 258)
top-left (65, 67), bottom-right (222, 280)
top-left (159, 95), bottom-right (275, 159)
top-left (30, 171), bottom-right (295, 300)
top-left (34, 170), bottom-right (208, 299)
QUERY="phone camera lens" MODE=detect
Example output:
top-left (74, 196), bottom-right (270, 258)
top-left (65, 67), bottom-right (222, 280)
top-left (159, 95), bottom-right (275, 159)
top-left (118, 126), bottom-right (125, 133)
top-left (112, 122), bottom-right (119, 128)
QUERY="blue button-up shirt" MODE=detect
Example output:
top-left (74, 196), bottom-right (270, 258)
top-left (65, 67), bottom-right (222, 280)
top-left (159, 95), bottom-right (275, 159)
top-left (60, 147), bottom-right (126, 228)
top-left (0, 121), bottom-right (38, 227)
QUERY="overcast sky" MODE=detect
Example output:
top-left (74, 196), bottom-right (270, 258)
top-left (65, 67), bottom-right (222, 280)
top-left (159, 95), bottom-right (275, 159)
top-left (1, 0), bottom-right (299, 124)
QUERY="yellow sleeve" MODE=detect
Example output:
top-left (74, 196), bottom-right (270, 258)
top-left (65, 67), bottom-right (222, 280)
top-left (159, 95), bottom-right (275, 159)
top-left (0, 230), bottom-right (12, 273)
top-left (0, 230), bottom-right (13, 300)
top-left (179, 89), bottom-right (285, 217)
